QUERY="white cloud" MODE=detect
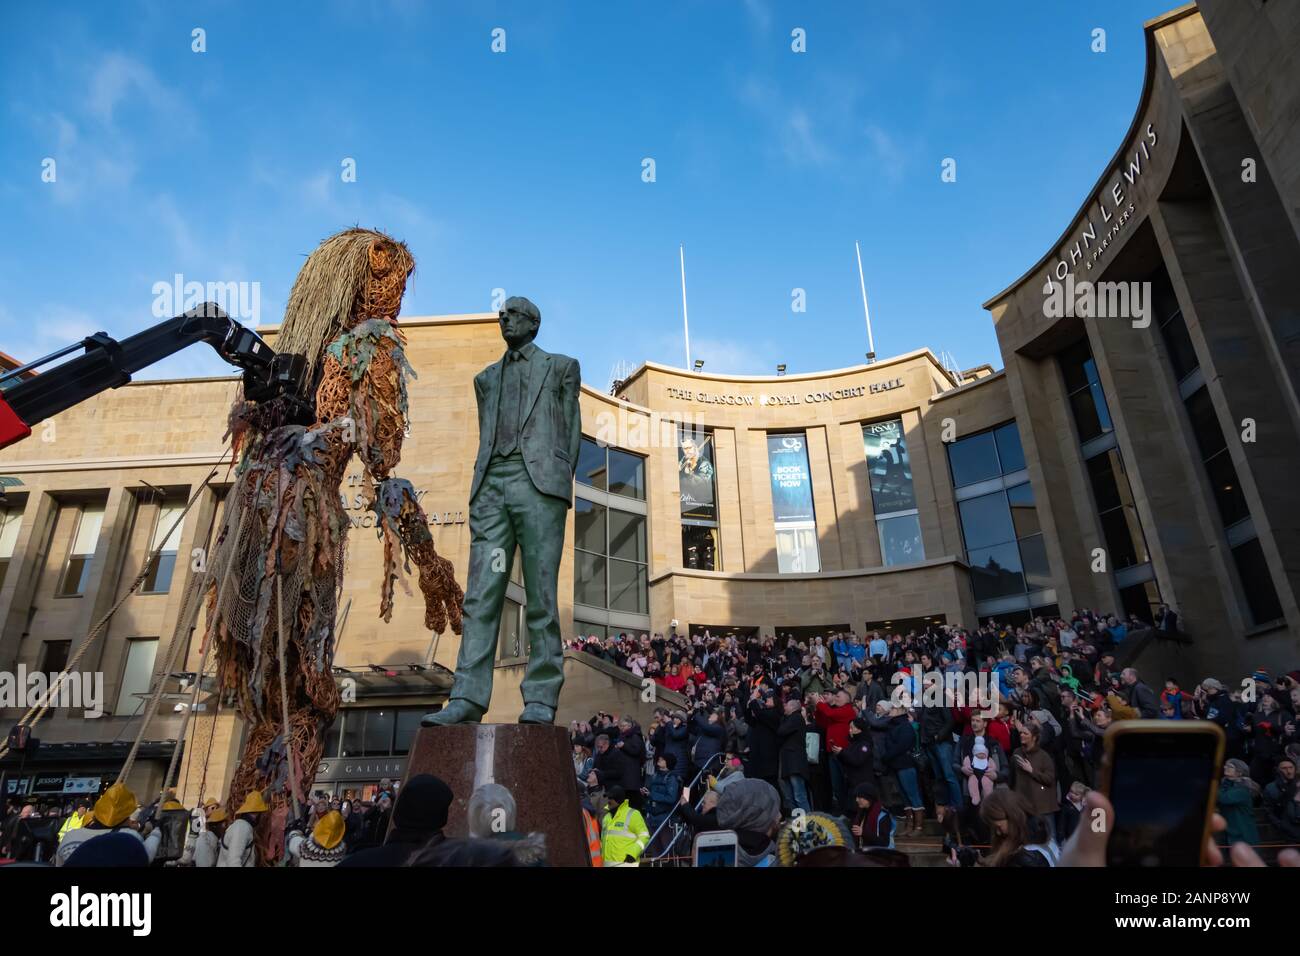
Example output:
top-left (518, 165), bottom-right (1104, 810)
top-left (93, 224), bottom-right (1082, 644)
top-left (26, 53), bottom-right (196, 207)
top-left (743, 0), bottom-right (772, 34)
top-left (646, 332), bottom-right (781, 377)
top-left (84, 53), bottom-right (194, 132)
top-left (301, 171), bottom-right (333, 209)
top-left (690, 336), bottom-right (774, 375)
top-left (738, 77), bottom-right (837, 168)
top-left (863, 123), bottom-right (908, 184)
top-left (786, 108), bottom-right (833, 167)
top-left (735, 67), bottom-right (913, 185)
top-left (149, 194), bottom-right (202, 263)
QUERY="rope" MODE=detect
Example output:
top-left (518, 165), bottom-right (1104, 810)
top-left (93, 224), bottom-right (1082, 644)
top-left (118, 454), bottom-right (243, 786)
top-left (117, 573), bottom-right (201, 785)
top-left (0, 449), bottom-right (231, 762)
top-left (147, 503), bottom-right (250, 804)
top-left (276, 572), bottom-right (303, 819)
top-left (194, 691), bottom-right (222, 805)
top-left (151, 602), bottom-right (214, 806)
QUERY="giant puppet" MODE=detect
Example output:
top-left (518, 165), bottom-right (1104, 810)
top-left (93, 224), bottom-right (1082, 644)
top-left (201, 228), bottom-right (463, 861)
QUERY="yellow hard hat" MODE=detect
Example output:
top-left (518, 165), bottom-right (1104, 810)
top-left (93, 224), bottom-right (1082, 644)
top-left (207, 808), bottom-right (229, 824)
top-left (202, 797), bottom-right (220, 809)
top-left (93, 783), bottom-right (138, 828)
top-left (235, 791), bottom-right (269, 815)
top-left (161, 800), bottom-right (185, 812)
top-left (312, 811), bottom-right (345, 850)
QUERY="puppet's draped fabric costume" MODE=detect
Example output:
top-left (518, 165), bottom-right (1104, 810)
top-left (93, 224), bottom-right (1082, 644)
top-left (199, 230), bottom-right (462, 863)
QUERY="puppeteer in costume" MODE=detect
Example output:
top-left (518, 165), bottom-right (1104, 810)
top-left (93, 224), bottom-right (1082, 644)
top-left (423, 297), bottom-right (580, 726)
top-left (201, 228), bottom-right (463, 862)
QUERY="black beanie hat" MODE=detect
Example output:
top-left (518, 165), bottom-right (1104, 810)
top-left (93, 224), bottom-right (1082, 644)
top-left (392, 774), bottom-right (454, 833)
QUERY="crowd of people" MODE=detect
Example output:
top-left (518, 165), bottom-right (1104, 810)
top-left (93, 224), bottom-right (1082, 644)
top-left (4, 607), bottom-right (1297, 869)
top-left (566, 609), bottom-right (1300, 866)
top-left (0, 771), bottom-right (585, 868)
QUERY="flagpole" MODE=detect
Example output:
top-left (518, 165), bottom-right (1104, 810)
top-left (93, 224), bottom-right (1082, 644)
top-left (855, 241), bottom-right (876, 363)
top-left (680, 244), bottom-right (692, 369)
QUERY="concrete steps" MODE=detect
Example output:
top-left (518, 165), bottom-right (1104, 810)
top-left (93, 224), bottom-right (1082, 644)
top-left (894, 818), bottom-right (952, 867)
top-left (1251, 808), bottom-right (1296, 865)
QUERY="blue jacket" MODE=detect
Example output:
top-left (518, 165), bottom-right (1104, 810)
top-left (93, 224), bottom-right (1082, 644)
top-left (833, 640), bottom-right (866, 665)
top-left (993, 661), bottom-right (1017, 697)
top-left (646, 770), bottom-right (682, 822)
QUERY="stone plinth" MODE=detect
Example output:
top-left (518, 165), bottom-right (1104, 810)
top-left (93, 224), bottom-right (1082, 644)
top-left (402, 723), bottom-right (590, 867)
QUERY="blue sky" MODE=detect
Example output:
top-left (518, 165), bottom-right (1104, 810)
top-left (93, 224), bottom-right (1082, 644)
top-left (0, 0), bottom-right (1177, 386)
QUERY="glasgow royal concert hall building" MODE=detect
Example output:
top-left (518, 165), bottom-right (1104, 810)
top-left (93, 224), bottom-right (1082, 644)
top-left (2, 2), bottom-right (1298, 801)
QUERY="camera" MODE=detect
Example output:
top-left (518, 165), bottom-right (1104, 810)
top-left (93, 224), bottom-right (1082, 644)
top-left (942, 836), bottom-right (979, 867)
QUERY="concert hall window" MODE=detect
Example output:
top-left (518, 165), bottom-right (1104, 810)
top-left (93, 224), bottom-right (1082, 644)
top-left (948, 421), bottom-right (1051, 616)
top-left (575, 447), bottom-right (649, 614)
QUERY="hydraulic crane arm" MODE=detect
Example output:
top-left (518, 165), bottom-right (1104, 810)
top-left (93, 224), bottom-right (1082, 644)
top-left (0, 303), bottom-right (311, 450)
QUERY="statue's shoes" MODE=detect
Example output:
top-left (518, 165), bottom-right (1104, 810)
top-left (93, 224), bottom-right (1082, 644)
top-left (421, 699), bottom-right (485, 726)
top-left (518, 702), bottom-right (556, 724)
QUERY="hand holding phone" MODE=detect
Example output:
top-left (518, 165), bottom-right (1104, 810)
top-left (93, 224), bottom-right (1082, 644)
top-left (1098, 720), bottom-right (1225, 867)
top-left (692, 830), bottom-right (739, 867)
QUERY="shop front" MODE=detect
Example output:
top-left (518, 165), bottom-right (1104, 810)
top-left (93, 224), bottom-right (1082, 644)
top-left (0, 740), bottom-right (176, 809)
top-left (311, 703), bottom-right (429, 801)
top-left (312, 755), bottom-right (410, 803)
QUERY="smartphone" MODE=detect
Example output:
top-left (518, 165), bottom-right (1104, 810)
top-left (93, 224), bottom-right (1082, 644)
top-left (1099, 720), bottom-right (1225, 867)
top-left (692, 829), bottom-right (739, 868)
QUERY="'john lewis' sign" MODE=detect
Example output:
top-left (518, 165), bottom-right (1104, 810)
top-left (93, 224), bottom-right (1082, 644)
top-left (1045, 123), bottom-right (1159, 289)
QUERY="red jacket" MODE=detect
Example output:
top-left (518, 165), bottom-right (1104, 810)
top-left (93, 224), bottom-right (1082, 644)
top-left (814, 701), bottom-right (857, 751)
top-left (951, 705), bottom-right (973, 735)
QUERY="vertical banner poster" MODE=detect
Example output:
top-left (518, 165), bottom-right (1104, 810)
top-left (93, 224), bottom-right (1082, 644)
top-left (767, 434), bottom-right (815, 523)
top-left (678, 428), bottom-right (717, 522)
top-left (863, 418), bottom-right (917, 514)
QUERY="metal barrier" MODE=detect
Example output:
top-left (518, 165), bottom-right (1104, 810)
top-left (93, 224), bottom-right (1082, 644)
top-left (643, 751), bottom-right (727, 866)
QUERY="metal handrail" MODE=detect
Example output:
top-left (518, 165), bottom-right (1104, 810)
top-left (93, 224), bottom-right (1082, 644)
top-left (645, 751), bottom-right (726, 863)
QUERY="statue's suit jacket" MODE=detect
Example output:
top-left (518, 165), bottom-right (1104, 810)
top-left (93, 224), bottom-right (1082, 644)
top-left (469, 344), bottom-right (582, 506)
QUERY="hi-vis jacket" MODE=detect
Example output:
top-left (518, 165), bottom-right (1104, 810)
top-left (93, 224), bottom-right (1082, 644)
top-left (601, 800), bottom-right (649, 864)
top-left (582, 808), bottom-right (603, 867)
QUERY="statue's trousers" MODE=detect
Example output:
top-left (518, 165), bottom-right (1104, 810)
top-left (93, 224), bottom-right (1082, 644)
top-left (449, 454), bottom-right (568, 711)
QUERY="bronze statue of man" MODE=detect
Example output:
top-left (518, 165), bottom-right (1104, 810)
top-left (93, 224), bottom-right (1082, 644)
top-left (424, 297), bottom-right (581, 725)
